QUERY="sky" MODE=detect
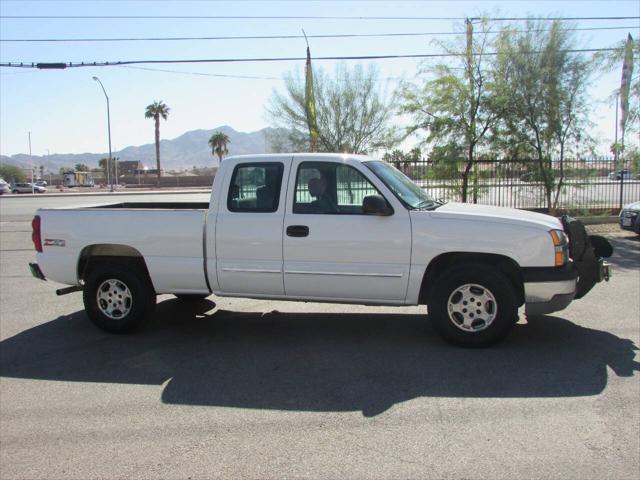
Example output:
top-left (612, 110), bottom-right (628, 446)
top-left (0, 0), bottom-right (638, 160)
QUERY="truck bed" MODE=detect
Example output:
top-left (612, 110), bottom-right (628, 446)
top-left (36, 207), bottom-right (210, 294)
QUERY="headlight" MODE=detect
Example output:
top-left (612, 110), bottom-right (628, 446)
top-left (549, 229), bottom-right (569, 266)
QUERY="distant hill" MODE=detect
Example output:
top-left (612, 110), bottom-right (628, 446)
top-left (0, 126), bottom-right (288, 172)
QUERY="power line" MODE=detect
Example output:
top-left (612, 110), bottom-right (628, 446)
top-left (116, 65), bottom-right (406, 82)
top-left (2, 25), bottom-right (637, 43)
top-left (1, 14), bottom-right (639, 21)
top-left (118, 65), bottom-right (281, 80)
top-left (0, 47), bottom-right (621, 69)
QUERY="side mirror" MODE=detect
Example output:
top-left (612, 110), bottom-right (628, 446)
top-left (362, 195), bottom-right (393, 216)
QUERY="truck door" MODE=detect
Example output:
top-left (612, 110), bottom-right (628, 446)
top-left (282, 159), bottom-right (411, 303)
top-left (214, 159), bottom-right (289, 296)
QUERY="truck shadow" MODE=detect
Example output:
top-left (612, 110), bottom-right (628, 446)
top-left (1, 299), bottom-right (638, 417)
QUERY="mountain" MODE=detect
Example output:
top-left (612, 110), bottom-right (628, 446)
top-left (0, 126), bottom-right (286, 172)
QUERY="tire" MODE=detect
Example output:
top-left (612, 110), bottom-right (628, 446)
top-left (83, 262), bottom-right (155, 333)
top-left (12, 190), bottom-right (19, 194)
top-left (173, 293), bottom-right (209, 301)
top-left (427, 262), bottom-right (518, 348)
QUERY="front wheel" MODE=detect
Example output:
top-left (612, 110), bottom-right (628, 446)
top-left (427, 263), bottom-right (518, 347)
top-left (83, 262), bottom-right (155, 333)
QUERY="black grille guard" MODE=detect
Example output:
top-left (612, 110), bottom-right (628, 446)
top-left (561, 215), bottom-right (613, 299)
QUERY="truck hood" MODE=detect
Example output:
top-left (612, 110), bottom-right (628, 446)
top-left (425, 202), bottom-right (562, 231)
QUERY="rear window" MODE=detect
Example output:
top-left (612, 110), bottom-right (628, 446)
top-left (227, 163), bottom-right (284, 213)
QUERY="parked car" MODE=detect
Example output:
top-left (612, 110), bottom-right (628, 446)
top-left (608, 169), bottom-right (633, 181)
top-left (29, 154), bottom-right (612, 347)
top-left (11, 182), bottom-right (46, 194)
top-left (35, 179), bottom-right (48, 187)
top-left (619, 201), bottom-right (640, 234)
top-left (0, 179), bottom-right (10, 195)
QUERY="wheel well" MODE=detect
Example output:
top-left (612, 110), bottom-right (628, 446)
top-left (77, 244), bottom-right (152, 289)
top-left (418, 252), bottom-right (524, 306)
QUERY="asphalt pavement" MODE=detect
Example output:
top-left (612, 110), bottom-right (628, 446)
top-left (0, 194), bottom-right (638, 479)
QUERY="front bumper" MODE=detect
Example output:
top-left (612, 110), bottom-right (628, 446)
top-left (523, 264), bottom-right (577, 315)
top-left (619, 210), bottom-right (640, 233)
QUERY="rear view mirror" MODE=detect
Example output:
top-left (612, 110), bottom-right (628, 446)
top-left (362, 195), bottom-right (393, 216)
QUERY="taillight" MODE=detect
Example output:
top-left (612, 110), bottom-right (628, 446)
top-left (32, 215), bottom-right (42, 252)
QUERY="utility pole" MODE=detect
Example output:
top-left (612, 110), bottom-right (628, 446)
top-left (466, 18), bottom-right (478, 204)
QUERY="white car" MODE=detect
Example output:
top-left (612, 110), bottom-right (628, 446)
top-left (11, 182), bottom-right (46, 194)
top-left (0, 180), bottom-right (10, 195)
top-left (608, 169), bottom-right (634, 180)
top-left (28, 154), bottom-right (612, 347)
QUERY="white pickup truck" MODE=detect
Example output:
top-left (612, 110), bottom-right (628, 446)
top-left (29, 154), bottom-right (612, 347)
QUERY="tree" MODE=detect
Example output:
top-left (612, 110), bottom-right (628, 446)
top-left (74, 163), bottom-right (90, 172)
top-left (381, 147), bottom-right (422, 175)
top-left (144, 100), bottom-right (170, 185)
top-left (493, 20), bottom-right (593, 212)
top-left (208, 131), bottom-right (231, 163)
top-left (399, 18), bottom-right (500, 203)
top-left (595, 36), bottom-right (639, 156)
top-left (0, 164), bottom-right (26, 183)
top-left (266, 63), bottom-right (398, 154)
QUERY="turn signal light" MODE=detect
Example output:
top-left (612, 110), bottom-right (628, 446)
top-left (549, 229), bottom-right (568, 266)
top-left (31, 215), bottom-right (42, 252)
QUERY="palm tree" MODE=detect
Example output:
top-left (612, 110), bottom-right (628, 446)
top-left (144, 101), bottom-right (170, 185)
top-left (208, 131), bottom-right (231, 164)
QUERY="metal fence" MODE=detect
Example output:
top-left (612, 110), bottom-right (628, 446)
top-left (393, 158), bottom-right (639, 213)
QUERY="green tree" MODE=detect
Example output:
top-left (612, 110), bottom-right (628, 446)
top-left (399, 18), bottom-right (500, 203)
top-left (493, 20), bottom-right (593, 212)
top-left (208, 131), bottom-right (231, 163)
top-left (266, 63), bottom-right (398, 154)
top-left (144, 100), bottom-right (170, 185)
top-left (74, 163), bottom-right (90, 172)
top-left (382, 147), bottom-right (422, 174)
top-left (0, 164), bottom-right (26, 183)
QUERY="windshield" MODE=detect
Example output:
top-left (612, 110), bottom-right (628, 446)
top-left (365, 161), bottom-right (436, 210)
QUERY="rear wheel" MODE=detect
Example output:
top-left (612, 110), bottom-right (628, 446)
top-left (83, 262), bottom-right (155, 333)
top-left (427, 263), bottom-right (518, 347)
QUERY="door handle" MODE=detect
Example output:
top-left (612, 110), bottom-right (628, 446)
top-left (286, 225), bottom-right (309, 237)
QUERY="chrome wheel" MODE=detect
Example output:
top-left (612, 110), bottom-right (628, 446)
top-left (447, 283), bottom-right (498, 332)
top-left (96, 279), bottom-right (133, 320)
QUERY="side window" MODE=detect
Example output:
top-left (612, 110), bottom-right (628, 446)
top-left (294, 162), bottom-right (383, 214)
top-left (227, 163), bottom-right (284, 213)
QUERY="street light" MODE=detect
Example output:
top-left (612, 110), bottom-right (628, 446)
top-left (92, 76), bottom-right (113, 191)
